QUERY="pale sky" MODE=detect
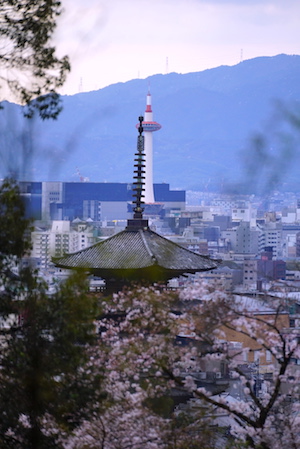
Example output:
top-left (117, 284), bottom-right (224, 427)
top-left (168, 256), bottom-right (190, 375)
top-left (55, 0), bottom-right (300, 94)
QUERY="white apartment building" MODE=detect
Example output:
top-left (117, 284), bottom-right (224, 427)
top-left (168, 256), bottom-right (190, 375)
top-left (30, 231), bottom-right (51, 270)
top-left (258, 223), bottom-right (282, 259)
top-left (231, 204), bottom-right (257, 226)
top-left (31, 220), bottom-right (97, 270)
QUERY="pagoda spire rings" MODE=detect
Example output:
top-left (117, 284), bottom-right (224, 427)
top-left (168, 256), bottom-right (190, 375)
top-left (132, 116), bottom-right (146, 220)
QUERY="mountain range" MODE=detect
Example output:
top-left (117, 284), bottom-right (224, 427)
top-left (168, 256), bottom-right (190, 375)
top-left (1, 53), bottom-right (300, 194)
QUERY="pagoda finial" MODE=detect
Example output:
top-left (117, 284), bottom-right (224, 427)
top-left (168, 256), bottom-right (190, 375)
top-left (126, 116), bottom-right (149, 231)
top-left (133, 116), bottom-right (145, 219)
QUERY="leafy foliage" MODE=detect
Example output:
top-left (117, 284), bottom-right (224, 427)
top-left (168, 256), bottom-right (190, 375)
top-left (0, 178), bottom-right (31, 261)
top-left (0, 269), bottom-right (102, 449)
top-left (0, 0), bottom-right (70, 118)
top-left (0, 180), bottom-right (104, 448)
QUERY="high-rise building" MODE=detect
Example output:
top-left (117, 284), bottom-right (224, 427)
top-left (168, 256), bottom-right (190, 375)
top-left (258, 223), bottom-right (282, 259)
top-left (236, 222), bottom-right (259, 255)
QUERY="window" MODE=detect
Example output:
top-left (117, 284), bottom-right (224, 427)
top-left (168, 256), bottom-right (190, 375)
top-left (254, 351), bottom-right (260, 363)
top-left (266, 350), bottom-right (272, 362)
top-left (290, 319), bottom-right (295, 328)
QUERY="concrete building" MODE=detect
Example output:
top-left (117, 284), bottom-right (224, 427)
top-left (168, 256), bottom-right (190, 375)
top-left (196, 266), bottom-right (243, 291)
top-left (258, 223), bottom-right (282, 259)
top-left (242, 249), bottom-right (286, 288)
top-left (296, 232), bottom-right (300, 257)
top-left (243, 259), bottom-right (258, 287)
top-left (20, 181), bottom-right (185, 223)
top-left (235, 222), bottom-right (260, 255)
top-left (232, 202), bottom-right (256, 225)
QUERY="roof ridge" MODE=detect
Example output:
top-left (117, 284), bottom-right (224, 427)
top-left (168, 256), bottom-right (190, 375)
top-left (139, 229), bottom-right (157, 264)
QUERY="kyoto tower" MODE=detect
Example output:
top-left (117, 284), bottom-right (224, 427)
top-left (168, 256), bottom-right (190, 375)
top-left (137, 91), bottom-right (161, 203)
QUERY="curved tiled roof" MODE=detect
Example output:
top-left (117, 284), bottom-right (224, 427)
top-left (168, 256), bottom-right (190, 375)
top-left (55, 228), bottom-right (217, 281)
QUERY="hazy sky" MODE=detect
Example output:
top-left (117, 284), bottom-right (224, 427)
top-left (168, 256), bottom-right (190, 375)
top-left (55, 0), bottom-right (300, 95)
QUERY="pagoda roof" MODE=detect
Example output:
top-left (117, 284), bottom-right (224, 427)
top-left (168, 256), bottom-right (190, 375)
top-left (54, 227), bottom-right (218, 283)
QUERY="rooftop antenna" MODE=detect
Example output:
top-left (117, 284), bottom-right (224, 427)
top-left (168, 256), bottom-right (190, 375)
top-left (166, 56), bottom-right (169, 74)
top-left (240, 49), bottom-right (243, 63)
top-left (79, 77), bottom-right (83, 92)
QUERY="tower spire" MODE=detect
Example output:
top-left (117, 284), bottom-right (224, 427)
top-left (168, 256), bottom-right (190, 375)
top-left (145, 90), bottom-right (152, 113)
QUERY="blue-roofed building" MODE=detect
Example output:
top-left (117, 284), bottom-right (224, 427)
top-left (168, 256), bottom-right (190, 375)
top-left (19, 181), bottom-right (186, 222)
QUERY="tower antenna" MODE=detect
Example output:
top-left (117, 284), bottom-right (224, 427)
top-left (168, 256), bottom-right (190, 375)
top-left (79, 77), bottom-right (83, 93)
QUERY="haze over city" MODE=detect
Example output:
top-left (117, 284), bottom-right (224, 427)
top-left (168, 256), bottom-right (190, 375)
top-left (54, 0), bottom-right (300, 95)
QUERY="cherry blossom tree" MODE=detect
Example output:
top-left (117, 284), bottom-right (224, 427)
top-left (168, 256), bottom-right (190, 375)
top-left (64, 286), bottom-right (222, 449)
top-left (68, 282), bottom-right (300, 449)
top-left (181, 283), bottom-right (300, 449)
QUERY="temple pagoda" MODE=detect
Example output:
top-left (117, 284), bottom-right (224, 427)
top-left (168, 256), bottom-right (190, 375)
top-left (54, 117), bottom-right (218, 288)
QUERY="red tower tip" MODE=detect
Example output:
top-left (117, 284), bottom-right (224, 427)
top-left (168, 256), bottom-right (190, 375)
top-left (145, 92), bottom-right (152, 112)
